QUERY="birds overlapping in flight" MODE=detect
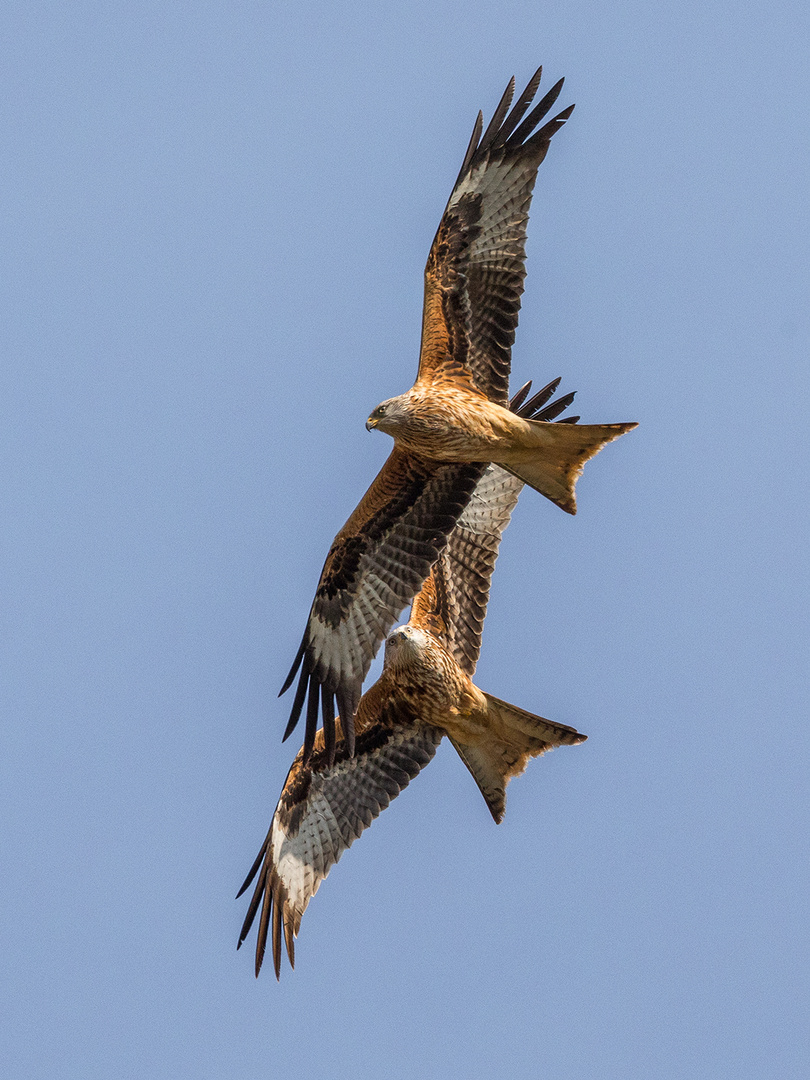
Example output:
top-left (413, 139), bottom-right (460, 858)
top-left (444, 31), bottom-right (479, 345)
top-left (237, 66), bottom-right (636, 979)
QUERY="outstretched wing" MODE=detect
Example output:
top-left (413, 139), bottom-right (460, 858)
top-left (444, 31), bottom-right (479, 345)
top-left (280, 452), bottom-right (484, 764)
top-left (281, 70), bottom-right (574, 763)
top-left (237, 684), bottom-right (442, 979)
top-left (410, 379), bottom-right (579, 676)
top-left (417, 68), bottom-right (574, 404)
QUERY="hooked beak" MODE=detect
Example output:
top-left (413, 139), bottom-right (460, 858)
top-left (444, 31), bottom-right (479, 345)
top-left (365, 417), bottom-right (377, 432)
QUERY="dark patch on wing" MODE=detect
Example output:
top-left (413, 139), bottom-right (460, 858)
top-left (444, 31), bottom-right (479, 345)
top-left (417, 68), bottom-right (574, 405)
top-left (281, 451), bottom-right (485, 764)
top-left (237, 690), bottom-right (442, 978)
top-left (315, 453), bottom-right (449, 621)
top-left (424, 192), bottom-right (483, 376)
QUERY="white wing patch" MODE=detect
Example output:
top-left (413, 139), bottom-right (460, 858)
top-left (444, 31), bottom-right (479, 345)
top-left (240, 723), bottom-right (444, 975)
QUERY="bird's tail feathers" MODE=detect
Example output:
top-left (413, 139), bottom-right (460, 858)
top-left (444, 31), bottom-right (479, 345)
top-left (503, 420), bottom-right (637, 514)
top-left (449, 693), bottom-right (586, 823)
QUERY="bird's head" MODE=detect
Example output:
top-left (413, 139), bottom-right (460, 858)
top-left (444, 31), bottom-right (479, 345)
top-left (384, 624), bottom-right (430, 669)
top-left (365, 396), bottom-right (407, 435)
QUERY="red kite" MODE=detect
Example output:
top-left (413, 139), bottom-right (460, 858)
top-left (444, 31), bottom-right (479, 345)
top-left (281, 68), bottom-right (635, 764)
top-left (240, 381), bottom-right (587, 978)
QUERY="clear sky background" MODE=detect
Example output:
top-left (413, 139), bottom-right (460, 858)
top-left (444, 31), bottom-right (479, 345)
top-left (3, 2), bottom-right (809, 1078)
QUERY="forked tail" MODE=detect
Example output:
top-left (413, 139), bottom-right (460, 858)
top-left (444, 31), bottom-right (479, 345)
top-left (449, 692), bottom-right (586, 823)
top-left (504, 420), bottom-right (637, 514)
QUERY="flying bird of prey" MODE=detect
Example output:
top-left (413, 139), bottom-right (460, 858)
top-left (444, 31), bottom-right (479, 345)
top-left (281, 67), bottom-right (636, 765)
top-left (239, 381), bottom-right (587, 978)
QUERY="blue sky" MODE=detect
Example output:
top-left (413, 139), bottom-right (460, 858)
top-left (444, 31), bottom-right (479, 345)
top-left (2, 2), bottom-right (809, 1077)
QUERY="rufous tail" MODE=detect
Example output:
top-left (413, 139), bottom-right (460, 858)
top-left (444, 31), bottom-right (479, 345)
top-left (503, 420), bottom-right (637, 514)
top-left (449, 693), bottom-right (586, 823)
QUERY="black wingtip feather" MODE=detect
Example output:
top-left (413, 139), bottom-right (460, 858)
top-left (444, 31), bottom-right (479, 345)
top-left (511, 376), bottom-right (578, 424)
top-left (521, 377), bottom-right (562, 416)
top-left (272, 897), bottom-right (283, 980)
top-left (509, 380), bottom-right (532, 412)
top-left (236, 844), bottom-right (266, 900)
top-left (282, 665), bottom-right (308, 742)
top-left (538, 391), bottom-right (576, 422)
top-left (279, 636), bottom-right (306, 697)
top-left (524, 102), bottom-right (575, 153)
top-left (253, 877), bottom-right (273, 977)
top-left (506, 77), bottom-right (567, 149)
top-left (492, 66), bottom-right (544, 149)
top-left (302, 677), bottom-right (320, 763)
top-left (455, 110), bottom-right (483, 187)
top-left (455, 66), bottom-right (570, 187)
top-left (336, 686), bottom-right (357, 759)
top-left (237, 849), bottom-right (270, 970)
top-left (477, 76), bottom-right (516, 157)
top-left (284, 919), bottom-right (296, 971)
top-left (322, 685), bottom-right (336, 768)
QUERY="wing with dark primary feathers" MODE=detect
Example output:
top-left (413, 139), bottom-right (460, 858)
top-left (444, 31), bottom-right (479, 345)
top-left (410, 379), bottom-right (579, 676)
top-left (417, 67), bottom-right (573, 403)
top-left (241, 379), bottom-right (581, 978)
top-left (280, 453), bottom-right (485, 765)
top-left (280, 70), bottom-right (573, 765)
top-left (237, 685), bottom-right (442, 979)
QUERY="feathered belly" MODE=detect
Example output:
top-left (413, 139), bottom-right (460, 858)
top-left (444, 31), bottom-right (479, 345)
top-left (395, 397), bottom-right (517, 462)
top-left (399, 651), bottom-right (489, 736)
top-left (402, 430), bottom-right (498, 461)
